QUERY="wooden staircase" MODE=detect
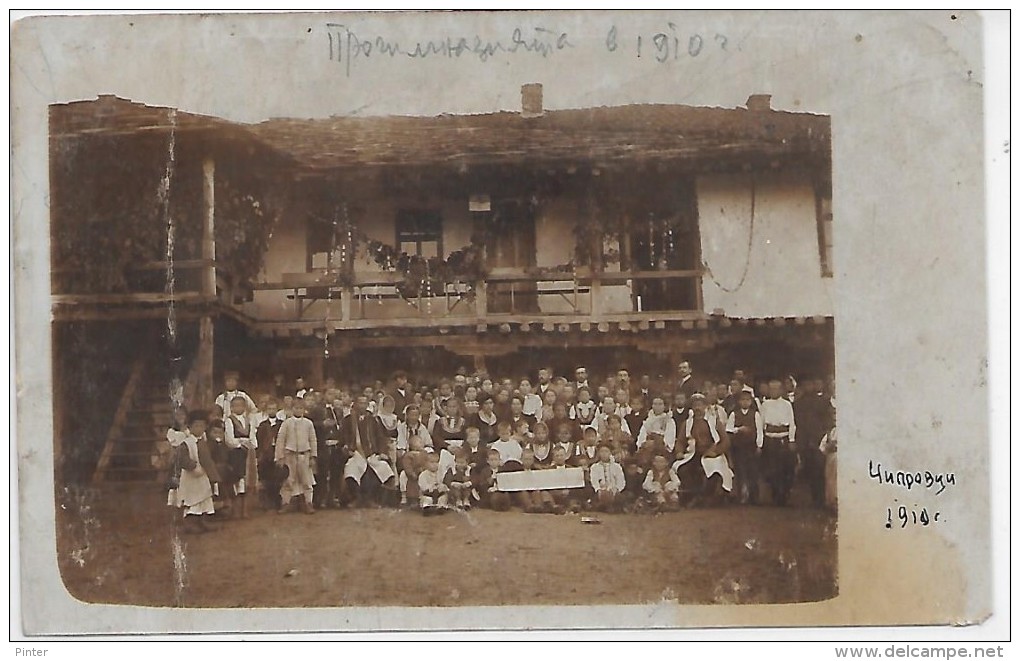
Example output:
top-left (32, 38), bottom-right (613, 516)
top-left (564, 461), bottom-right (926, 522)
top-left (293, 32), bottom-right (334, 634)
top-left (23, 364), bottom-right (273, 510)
top-left (91, 339), bottom-right (194, 483)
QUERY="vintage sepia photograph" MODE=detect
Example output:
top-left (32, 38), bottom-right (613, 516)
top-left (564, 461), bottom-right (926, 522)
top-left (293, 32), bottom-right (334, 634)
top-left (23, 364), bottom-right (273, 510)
top-left (14, 9), bottom-right (998, 637)
top-left (50, 84), bottom-right (836, 608)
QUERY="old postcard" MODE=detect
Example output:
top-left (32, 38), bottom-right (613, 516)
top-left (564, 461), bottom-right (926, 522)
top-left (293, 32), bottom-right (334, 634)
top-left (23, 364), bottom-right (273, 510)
top-left (11, 10), bottom-right (995, 634)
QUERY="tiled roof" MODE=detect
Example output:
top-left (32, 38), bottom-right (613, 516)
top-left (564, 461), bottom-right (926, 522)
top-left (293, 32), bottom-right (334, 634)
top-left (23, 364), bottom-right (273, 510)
top-left (51, 96), bottom-right (830, 171)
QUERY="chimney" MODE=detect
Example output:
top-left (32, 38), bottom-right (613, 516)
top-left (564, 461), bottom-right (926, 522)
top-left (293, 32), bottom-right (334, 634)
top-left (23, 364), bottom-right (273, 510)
top-left (521, 83), bottom-right (544, 117)
top-left (746, 94), bottom-right (772, 111)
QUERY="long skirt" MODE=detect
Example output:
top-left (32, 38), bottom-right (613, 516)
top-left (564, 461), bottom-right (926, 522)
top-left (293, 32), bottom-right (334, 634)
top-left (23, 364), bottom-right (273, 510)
top-left (171, 468), bottom-right (215, 516)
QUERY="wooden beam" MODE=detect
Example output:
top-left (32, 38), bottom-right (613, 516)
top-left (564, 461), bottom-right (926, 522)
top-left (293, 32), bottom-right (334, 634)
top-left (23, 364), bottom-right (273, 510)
top-left (195, 316), bottom-right (215, 408)
top-left (202, 156), bottom-right (216, 298)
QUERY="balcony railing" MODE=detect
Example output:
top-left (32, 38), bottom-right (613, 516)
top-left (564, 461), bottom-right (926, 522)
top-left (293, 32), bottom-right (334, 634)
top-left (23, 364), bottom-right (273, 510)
top-left (248, 266), bottom-right (704, 330)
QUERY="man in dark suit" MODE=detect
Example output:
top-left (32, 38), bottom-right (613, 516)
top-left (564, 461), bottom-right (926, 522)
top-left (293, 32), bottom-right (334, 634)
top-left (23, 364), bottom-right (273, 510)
top-left (389, 370), bottom-right (412, 421)
top-left (794, 377), bottom-right (835, 508)
top-left (313, 397), bottom-right (348, 509)
top-left (676, 360), bottom-right (698, 399)
top-left (340, 395), bottom-right (394, 507)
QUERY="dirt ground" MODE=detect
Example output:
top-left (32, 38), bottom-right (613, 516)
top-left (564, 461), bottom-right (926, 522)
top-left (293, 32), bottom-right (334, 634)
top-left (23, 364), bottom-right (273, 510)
top-left (55, 483), bottom-right (837, 608)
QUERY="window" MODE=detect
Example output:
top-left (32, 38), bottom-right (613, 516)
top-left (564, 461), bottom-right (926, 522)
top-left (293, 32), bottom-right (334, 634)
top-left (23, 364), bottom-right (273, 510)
top-left (816, 183), bottom-right (833, 277)
top-left (396, 209), bottom-right (442, 258)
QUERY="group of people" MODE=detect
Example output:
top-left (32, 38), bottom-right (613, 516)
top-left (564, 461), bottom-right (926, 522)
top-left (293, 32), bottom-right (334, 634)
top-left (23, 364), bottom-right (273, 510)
top-left (161, 362), bottom-right (837, 533)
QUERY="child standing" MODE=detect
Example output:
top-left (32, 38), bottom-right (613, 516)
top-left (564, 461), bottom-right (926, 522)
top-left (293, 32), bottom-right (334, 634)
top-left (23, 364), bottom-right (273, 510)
top-left (224, 396), bottom-right (258, 518)
top-left (418, 452), bottom-right (450, 515)
top-left (589, 444), bottom-right (627, 512)
top-left (726, 390), bottom-right (764, 505)
top-left (256, 398), bottom-right (283, 511)
top-left (398, 434), bottom-right (430, 507)
top-left (274, 399), bottom-right (318, 515)
top-left (170, 412), bottom-right (218, 533)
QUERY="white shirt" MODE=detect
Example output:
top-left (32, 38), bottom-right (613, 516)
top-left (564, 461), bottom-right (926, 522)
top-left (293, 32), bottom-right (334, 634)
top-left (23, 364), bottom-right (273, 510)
top-left (215, 389), bottom-right (256, 415)
top-left (725, 408), bottom-right (765, 449)
top-left (642, 467), bottom-right (681, 493)
top-left (491, 439), bottom-right (523, 465)
top-left (224, 413), bottom-right (257, 450)
top-left (522, 393), bottom-right (543, 417)
top-left (637, 413), bottom-right (677, 452)
top-left (589, 461), bottom-right (626, 493)
top-left (397, 420), bottom-right (433, 451)
top-left (759, 397), bottom-right (797, 443)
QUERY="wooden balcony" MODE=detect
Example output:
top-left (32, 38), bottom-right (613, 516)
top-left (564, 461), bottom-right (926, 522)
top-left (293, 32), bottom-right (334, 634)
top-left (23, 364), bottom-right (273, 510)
top-left (247, 266), bottom-right (706, 337)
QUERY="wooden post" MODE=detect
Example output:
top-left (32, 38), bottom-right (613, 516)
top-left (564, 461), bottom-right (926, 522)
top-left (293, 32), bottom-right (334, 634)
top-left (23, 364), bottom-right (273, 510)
top-left (590, 276), bottom-right (603, 319)
top-left (202, 157), bottom-right (216, 299)
top-left (475, 281), bottom-right (488, 319)
top-left (340, 286), bottom-right (352, 322)
top-left (473, 354), bottom-right (487, 374)
top-left (195, 315), bottom-right (215, 407)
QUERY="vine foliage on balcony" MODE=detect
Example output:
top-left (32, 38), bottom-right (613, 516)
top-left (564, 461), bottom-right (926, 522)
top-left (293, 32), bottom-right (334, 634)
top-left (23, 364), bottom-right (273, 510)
top-left (312, 204), bottom-right (489, 300)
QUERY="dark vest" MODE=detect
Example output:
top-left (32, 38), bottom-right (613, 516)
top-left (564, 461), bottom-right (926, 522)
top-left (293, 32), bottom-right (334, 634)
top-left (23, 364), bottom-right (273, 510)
top-left (690, 417), bottom-right (714, 454)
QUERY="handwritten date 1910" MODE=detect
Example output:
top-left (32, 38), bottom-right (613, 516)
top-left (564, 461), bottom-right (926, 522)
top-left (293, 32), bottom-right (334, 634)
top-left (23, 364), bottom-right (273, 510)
top-left (886, 506), bottom-right (942, 529)
top-left (606, 24), bottom-right (729, 62)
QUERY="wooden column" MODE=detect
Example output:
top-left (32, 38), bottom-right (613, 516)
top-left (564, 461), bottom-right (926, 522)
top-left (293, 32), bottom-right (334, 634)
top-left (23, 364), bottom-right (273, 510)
top-left (195, 156), bottom-right (216, 408)
top-left (340, 286), bottom-right (352, 322)
top-left (195, 315), bottom-right (215, 408)
top-left (201, 157), bottom-right (216, 298)
top-left (475, 281), bottom-right (488, 319)
top-left (473, 353), bottom-right (488, 374)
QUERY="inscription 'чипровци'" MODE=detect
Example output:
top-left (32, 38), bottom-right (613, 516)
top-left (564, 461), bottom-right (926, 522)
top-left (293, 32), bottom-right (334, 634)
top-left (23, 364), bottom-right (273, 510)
top-left (868, 460), bottom-right (956, 496)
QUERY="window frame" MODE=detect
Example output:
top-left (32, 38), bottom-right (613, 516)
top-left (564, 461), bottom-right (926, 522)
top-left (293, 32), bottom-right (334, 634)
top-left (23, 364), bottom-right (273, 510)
top-left (395, 208), bottom-right (443, 259)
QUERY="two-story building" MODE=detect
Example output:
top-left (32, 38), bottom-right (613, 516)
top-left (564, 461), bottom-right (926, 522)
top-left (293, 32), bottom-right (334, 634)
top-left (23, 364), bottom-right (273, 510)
top-left (50, 85), bottom-right (833, 483)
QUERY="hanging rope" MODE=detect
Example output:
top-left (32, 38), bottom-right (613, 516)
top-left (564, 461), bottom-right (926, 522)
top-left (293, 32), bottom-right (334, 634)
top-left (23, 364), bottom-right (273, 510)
top-left (704, 174), bottom-right (756, 294)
